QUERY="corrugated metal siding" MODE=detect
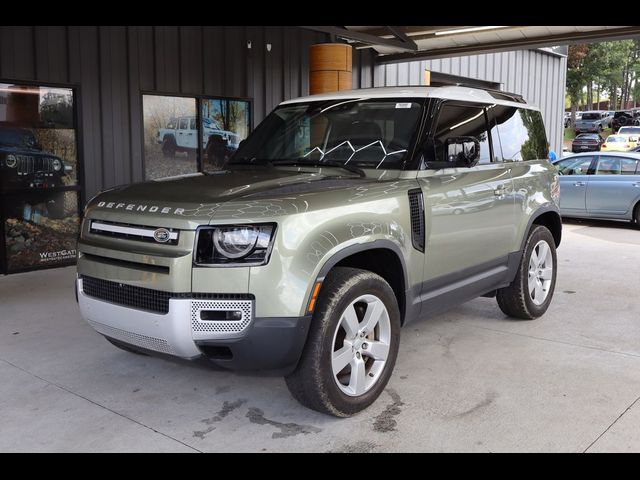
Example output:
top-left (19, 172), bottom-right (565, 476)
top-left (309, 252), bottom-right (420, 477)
top-left (0, 26), bottom-right (327, 199)
top-left (367, 50), bottom-right (567, 156)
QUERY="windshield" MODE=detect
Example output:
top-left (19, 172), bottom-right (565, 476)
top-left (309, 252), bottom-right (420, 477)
top-left (581, 113), bottom-right (600, 120)
top-left (607, 136), bottom-right (627, 143)
top-left (228, 98), bottom-right (424, 170)
top-left (0, 128), bottom-right (38, 149)
top-left (575, 134), bottom-right (598, 140)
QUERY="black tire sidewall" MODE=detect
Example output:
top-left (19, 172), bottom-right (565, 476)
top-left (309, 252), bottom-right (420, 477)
top-left (315, 271), bottom-right (401, 416)
top-left (520, 226), bottom-right (558, 317)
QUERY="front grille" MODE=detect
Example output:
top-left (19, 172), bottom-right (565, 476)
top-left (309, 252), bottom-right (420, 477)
top-left (80, 276), bottom-right (253, 315)
top-left (82, 276), bottom-right (171, 314)
top-left (89, 220), bottom-right (180, 245)
top-left (408, 189), bottom-right (425, 252)
top-left (16, 155), bottom-right (55, 176)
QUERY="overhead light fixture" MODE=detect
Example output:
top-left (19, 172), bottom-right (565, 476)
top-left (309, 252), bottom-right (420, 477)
top-left (435, 26), bottom-right (509, 36)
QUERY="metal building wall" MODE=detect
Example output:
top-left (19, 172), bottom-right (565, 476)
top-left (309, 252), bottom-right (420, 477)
top-left (0, 26), bottom-right (327, 199)
top-left (367, 50), bottom-right (567, 156)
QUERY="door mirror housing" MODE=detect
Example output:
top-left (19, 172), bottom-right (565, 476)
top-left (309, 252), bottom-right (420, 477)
top-left (444, 136), bottom-right (480, 167)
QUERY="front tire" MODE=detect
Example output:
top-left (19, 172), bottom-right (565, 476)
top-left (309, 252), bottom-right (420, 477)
top-left (496, 225), bottom-right (557, 320)
top-left (285, 267), bottom-right (401, 417)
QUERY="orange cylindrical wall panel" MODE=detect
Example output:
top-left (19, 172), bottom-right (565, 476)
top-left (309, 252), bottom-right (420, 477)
top-left (309, 43), bottom-right (352, 95)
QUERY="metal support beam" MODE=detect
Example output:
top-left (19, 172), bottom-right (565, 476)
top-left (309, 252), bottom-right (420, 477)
top-left (376, 26), bottom-right (640, 64)
top-left (386, 26), bottom-right (418, 50)
top-left (299, 26), bottom-right (419, 52)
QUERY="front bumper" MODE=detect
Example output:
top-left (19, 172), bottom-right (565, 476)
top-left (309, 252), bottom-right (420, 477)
top-left (76, 278), bottom-right (311, 374)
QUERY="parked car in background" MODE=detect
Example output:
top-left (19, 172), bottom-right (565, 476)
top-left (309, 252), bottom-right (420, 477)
top-left (616, 126), bottom-right (640, 139)
top-left (600, 111), bottom-right (614, 128)
top-left (551, 152), bottom-right (640, 226)
top-left (157, 115), bottom-right (239, 158)
top-left (571, 133), bottom-right (603, 153)
top-left (564, 112), bottom-right (571, 128)
top-left (611, 110), bottom-right (640, 132)
top-left (574, 111), bottom-right (607, 134)
top-left (601, 134), bottom-right (637, 152)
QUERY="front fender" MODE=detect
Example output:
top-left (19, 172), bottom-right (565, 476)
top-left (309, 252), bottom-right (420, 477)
top-left (246, 196), bottom-right (422, 318)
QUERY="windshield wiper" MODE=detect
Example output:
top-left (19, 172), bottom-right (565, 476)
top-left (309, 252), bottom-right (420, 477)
top-left (271, 160), bottom-right (365, 177)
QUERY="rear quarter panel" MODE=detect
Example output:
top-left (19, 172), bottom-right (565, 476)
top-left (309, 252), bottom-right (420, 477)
top-left (508, 159), bottom-right (560, 251)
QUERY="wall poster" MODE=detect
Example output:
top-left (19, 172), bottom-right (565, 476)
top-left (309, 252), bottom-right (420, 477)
top-left (142, 94), bottom-right (251, 180)
top-left (0, 82), bottom-right (80, 273)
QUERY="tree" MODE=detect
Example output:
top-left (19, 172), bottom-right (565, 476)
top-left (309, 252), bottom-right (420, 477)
top-left (567, 44), bottom-right (589, 123)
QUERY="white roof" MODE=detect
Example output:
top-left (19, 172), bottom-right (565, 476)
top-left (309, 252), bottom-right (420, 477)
top-left (280, 86), bottom-right (537, 110)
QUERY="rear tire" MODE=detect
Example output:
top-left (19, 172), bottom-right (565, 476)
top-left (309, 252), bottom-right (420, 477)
top-left (162, 137), bottom-right (177, 158)
top-left (285, 267), bottom-right (401, 417)
top-left (633, 202), bottom-right (640, 229)
top-left (496, 225), bottom-right (557, 320)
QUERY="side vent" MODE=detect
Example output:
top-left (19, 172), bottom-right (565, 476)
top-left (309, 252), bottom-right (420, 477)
top-left (408, 189), bottom-right (425, 252)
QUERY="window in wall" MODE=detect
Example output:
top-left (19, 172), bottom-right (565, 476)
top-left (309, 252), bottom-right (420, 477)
top-left (493, 106), bottom-right (548, 161)
top-left (142, 95), bottom-right (252, 179)
top-left (142, 95), bottom-right (198, 180)
top-left (201, 98), bottom-right (251, 171)
top-left (0, 82), bottom-right (80, 273)
top-left (427, 103), bottom-right (491, 167)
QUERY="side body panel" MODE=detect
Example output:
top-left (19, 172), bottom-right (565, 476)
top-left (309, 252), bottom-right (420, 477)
top-left (417, 163), bottom-right (516, 282)
top-left (586, 173), bottom-right (640, 218)
top-left (509, 159), bottom-right (561, 249)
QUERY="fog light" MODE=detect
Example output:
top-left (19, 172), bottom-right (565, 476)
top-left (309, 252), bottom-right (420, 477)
top-left (200, 310), bottom-right (243, 321)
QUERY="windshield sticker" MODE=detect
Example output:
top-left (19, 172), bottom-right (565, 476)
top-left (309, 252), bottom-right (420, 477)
top-left (395, 103), bottom-right (412, 109)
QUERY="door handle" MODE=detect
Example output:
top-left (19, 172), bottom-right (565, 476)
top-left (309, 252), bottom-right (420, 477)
top-left (573, 181), bottom-right (586, 186)
top-left (632, 182), bottom-right (640, 187)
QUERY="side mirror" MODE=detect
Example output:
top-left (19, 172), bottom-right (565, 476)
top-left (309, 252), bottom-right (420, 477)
top-left (548, 151), bottom-right (557, 161)
top-left (444, 136), bottom-right (480, 167)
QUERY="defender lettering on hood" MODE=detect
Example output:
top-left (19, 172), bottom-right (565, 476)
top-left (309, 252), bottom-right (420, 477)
top-left (95, 201), bottom-right (189, 215)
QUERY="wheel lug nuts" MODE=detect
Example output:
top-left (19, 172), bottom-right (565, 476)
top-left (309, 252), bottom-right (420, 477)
top-left (355, 352), bottom-right (361, 359)
top-left (362, 343), bottom-right (368, 350)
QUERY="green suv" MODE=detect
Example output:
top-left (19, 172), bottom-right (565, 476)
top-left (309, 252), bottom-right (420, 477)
top-left (76, 86), bottom-right (562, 417)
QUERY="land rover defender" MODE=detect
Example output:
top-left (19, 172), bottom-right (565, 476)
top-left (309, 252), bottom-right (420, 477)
top-left (76, 86), bottom-right (562, 416)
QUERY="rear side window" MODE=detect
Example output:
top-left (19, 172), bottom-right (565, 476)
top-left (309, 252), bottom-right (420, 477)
top-left (621, 158), bottom-right (639, 175)
top-left (596, 156), bottom-right (622, 175)
top-left (431, 104), bottom-right (491, 165)
top-left (493, 106), bottom-right (548, 161)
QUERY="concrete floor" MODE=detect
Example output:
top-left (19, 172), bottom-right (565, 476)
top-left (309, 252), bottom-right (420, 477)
top-left (1, 218), bottom-right (639, 452)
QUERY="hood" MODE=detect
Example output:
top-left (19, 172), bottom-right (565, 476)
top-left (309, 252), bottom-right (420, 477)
top-left (85, 167), bottom-right (379, 229)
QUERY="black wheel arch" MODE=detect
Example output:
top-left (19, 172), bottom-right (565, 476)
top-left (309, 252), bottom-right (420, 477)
top-left (520, 206), bottom-right (562, 252)
top-left (314, 240), bottom-right (410, 325)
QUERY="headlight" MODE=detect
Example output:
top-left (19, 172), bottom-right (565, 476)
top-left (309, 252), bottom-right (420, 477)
top-left (195, 224), bottom-right (276, 266)
top-left (5, 154), bottom-right (17, 168)
top-left (51, 158), bottom-right (62, 171)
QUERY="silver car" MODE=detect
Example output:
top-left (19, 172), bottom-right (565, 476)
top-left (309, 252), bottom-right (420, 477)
top-left (552, 152), bottom-right (640, 226)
